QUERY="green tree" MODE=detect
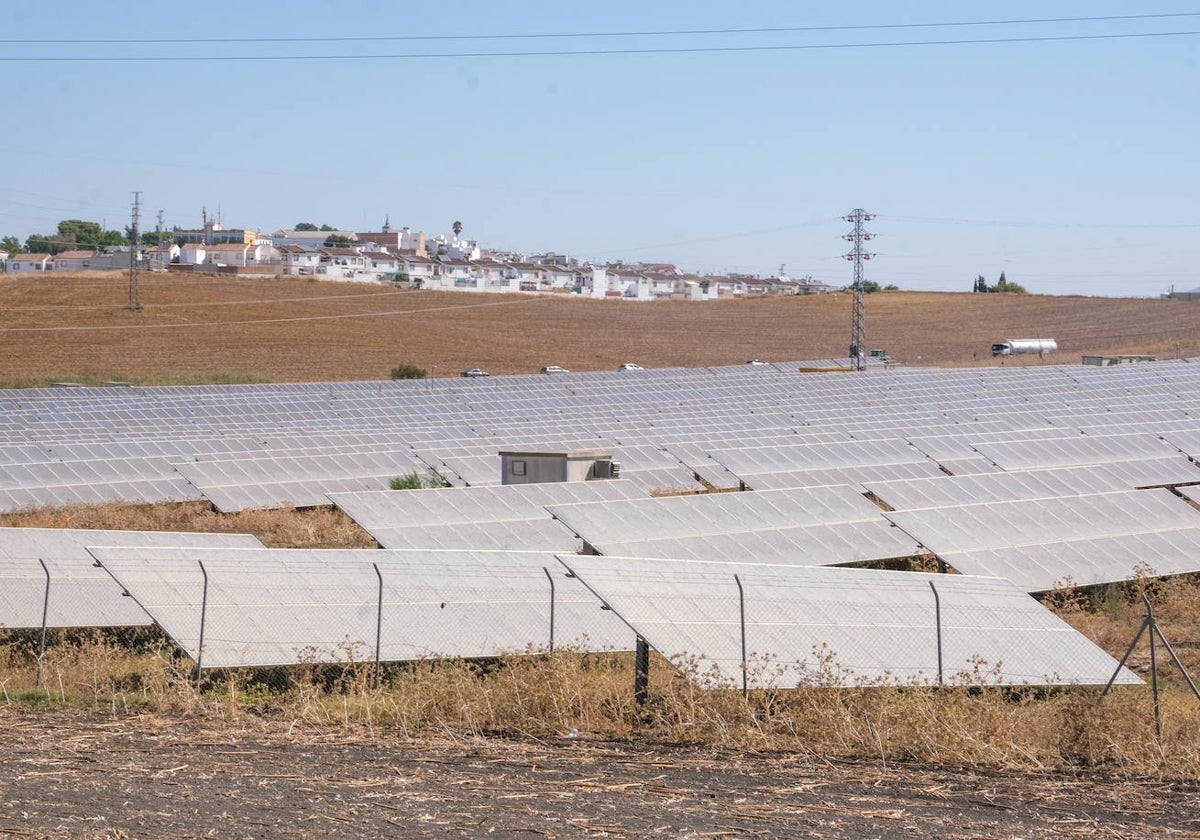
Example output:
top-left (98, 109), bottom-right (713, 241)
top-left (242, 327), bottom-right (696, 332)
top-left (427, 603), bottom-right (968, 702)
top-left (1, 235), bottom-right (20, 255)
top-left (323, 234), bottom-right (352, 247)
top-left (26, 219), bottom-right (127, 254)
top-left (452, 220), bottom-right (463, 237)
top-left (319, 224), bottom-right (336, 232)
top-left (973, 274), bottom-right (987, 293)
top-left (294, 222), bottom-right (318, 231)
top-left (995, 272), bottom-right (1008, 292)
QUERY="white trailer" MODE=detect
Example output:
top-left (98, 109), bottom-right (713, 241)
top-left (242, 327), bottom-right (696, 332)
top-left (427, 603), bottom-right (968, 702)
top-left (991, 338), bottom-right (1058, 357)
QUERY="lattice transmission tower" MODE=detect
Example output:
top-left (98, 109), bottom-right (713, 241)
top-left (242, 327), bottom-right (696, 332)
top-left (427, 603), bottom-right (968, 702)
top-left (842, 209), bottom-right (875, 371)
top-left (128, 191), bottom-right (143, 311)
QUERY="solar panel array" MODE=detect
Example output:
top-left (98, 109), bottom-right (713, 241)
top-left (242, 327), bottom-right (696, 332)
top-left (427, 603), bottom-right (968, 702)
top-left (88, 546), bottom-right (631, 668)
top-left (557, 555), bottom-right (1139, 688)
top-left (6, 359), bottom-right (1200, 685)
top-left (5, 361), bottom-right (1200, 516)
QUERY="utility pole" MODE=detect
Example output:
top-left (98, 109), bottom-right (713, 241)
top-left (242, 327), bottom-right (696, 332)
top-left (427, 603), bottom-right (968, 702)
top-left (842, 209), bottom-right (875, 371)
top-left (128, 191), bottom-right (143, 311)
top-left (156, 209), bottom-right (164, 246)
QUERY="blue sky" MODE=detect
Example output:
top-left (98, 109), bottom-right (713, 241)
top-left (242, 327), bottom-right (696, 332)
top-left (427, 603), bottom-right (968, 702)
top-left (2, 1), bottom-right (1197, 296)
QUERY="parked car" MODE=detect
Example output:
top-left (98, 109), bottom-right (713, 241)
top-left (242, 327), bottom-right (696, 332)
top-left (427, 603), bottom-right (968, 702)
top-left (745, 359), bottom-right (768, 366)
top-left (460, 368), bottom-right (490, 377)
top-left (617, 363), bottom-right (644, 371)
top-left (540, 365), bottom-right (570, 374)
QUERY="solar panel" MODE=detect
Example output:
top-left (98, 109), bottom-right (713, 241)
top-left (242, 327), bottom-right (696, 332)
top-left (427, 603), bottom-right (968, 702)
top-left (971, 432), bottom-right (1185, 470)
top-left (87, 547), bottom-right (632, 668)
top-left (557, 555), bottom-right (1140, 688)
top-left (885, 489), bottom-right (1200, 554)
top-left (866, 462), bottom-right (1200, 511)
top-left (548, 486), bottom-right (922, 565)
top-left (0, 529), bottom-right (263, 629)
top-left (936, 530), bottom-right (1200, 593)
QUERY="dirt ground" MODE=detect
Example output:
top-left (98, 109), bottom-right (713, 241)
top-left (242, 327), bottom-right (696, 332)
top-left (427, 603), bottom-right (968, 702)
top-left (2, 711), bottom-right (1197, 839)
top-left (1, 273), bottom-right (1197, 383)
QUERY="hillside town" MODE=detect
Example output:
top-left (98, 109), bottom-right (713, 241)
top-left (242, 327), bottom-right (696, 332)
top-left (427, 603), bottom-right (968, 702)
top-left (1, 216), bottom-right (837, 300)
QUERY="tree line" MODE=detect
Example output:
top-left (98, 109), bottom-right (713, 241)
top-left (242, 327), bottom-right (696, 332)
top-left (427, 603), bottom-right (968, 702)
top-left (973, 271), bottom-right (1028, 294)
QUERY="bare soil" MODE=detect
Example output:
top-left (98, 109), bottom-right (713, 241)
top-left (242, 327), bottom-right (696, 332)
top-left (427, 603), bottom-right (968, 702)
top-left (3, 711), bottom-right (1197, 839)
top-left (0, 272), bottom-right (1194, 382)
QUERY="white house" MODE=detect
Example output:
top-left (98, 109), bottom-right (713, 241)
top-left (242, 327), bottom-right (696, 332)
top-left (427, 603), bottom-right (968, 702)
top-left (179, 244), bottom-right (207, 266)
top-left (643, 271), bottom-right (683, 297)
top-left (607, 267), bottom-right (653, 300)
top-left (7, 253), bottom-right (53, 272)
top-left (53, 250), bottom-right (97, 271)
top-left (542, 265), bottom-right (580, 291)
top-left (471, 259), bottom-right (513, 290)
top-left (317, 247), bottom-right (368, 281)
top-left (145, 243), bottom-right (181, 270)
top-left (201, 243), bottom-right (277, 267)
top-left (431, 234), bottom-right (480, 261)
top-left (278, 244), bottom-right (322, 276)
top-left (396, 254), bottom-right (438, 286)
top-left (430, 258), bottom-right (482, 291)
top-left (364, 251), bottom-right (400, 279)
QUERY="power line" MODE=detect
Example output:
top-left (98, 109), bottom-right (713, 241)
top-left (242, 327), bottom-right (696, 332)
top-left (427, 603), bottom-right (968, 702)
top-left (5, 12), bottom-right (1198, 44)
top-left (2, 29), bottom-right (1199, 61)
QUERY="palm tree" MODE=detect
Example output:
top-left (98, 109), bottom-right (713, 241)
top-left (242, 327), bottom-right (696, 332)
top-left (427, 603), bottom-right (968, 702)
top-left (452, 220), bottom-right (463, 238)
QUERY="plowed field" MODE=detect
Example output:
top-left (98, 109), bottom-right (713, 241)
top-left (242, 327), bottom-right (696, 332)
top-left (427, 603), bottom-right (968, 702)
top-left (0, 272), bottom-right (1192, 382)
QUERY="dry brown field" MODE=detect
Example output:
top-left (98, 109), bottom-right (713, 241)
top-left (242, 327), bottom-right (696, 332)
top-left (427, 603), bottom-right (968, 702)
top-left (0, 271), bottom-right (1193, 384)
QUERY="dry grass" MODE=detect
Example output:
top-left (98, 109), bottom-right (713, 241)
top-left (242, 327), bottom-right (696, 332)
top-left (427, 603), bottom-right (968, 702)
top-left (2, 272), bottom-right (1199, 383)
top-left (0, 501), bottom-right (376, 548)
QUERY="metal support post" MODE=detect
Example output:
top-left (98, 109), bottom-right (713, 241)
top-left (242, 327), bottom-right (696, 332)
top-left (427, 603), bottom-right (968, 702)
top-left (373, 562), bottom-right (383, 689)
top-left (36, 559), bottom-right (50, 688)
top-left (734, 574), bottom-right (748, 697)
top-left (929, 581), bottom-right (943, 687)
top-left (543, 567), bottom-right (556, 653)
top-left (195, 560), bottom-right (209, 687)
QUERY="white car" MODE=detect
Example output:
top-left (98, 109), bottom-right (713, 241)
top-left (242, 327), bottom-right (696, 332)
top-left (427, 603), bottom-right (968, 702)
top-left (745, 359), bottom-right (769, 366)
top-left (460, 368), bottom-right (490, 378)
top-left (617, 363), bottom-right (644, 371)
top-left (540, 365), bottom-right (570, 374)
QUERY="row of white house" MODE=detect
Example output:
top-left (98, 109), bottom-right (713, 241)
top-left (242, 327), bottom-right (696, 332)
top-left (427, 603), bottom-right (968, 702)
top-left (2, 242), bottom-right (836, 299)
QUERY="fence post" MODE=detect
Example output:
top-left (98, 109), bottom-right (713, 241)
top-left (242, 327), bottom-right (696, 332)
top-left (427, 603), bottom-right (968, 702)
top-left (195, 560), bottom-right (209, 687)
top-left (36, 558), bottom-right (50, 689)
top-left (543, 567), bottom-right (555, 653)
top-left (734, 573), bottom-right (748, 698)
top-left (929, 580), bottom-right (943, 687)
top-left (373, 562), bottom-right (383, 689)
top-left (634, 636), bottom-right (650, 707)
